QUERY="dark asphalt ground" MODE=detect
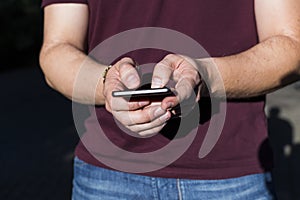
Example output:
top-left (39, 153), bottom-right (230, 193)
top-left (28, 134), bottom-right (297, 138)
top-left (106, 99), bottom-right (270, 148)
top-left (0, 66), bottom-right (299, 199)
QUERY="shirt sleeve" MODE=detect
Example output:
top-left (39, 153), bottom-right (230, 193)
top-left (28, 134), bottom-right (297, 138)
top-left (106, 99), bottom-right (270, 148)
top-left (42, 0), bottom-right (87, 8)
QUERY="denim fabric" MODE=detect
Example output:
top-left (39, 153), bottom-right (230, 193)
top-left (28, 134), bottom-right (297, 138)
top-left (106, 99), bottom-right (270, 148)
top-left (72, 157), bottom-right (275, 200)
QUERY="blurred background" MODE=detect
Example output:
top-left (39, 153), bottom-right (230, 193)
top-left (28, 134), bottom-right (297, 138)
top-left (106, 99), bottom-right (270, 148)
top-left (0, 1), bottom-right (299, 199)
top-left (0, 0), bottom-right (42, 71)
top-left (0, 1), bottom-right (80, 199)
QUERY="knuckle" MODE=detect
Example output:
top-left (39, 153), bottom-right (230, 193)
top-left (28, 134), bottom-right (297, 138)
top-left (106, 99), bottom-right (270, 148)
top-left (140, 112), bottom-right (151, 122)
top-left (128, 102), bottom-right (139, 110)
top-left (118, 115), bottom-right (130, 126)
top-left (120, 57), bottom-right (133, 63)
top-left (157, 60), bottom-right (169, 68)
top-left (190, 67), bottom-right (200, 79)
top-left (119, 58), bottom-right (135, 70)
top-left (105, 101), bottom-right (108, 108)
top-left (181, 69), bottom-right (200, 85)
top-left (137, 130), bottom-right (155, 137)
top-left (140, 133), bottom-right (153, 137)
top-left (147, 107), bottom-right (159, 120)
top-left (191, 70), bottom-right (201, 84)
top-left (164, 54), bottom-right (176, 60)
top-left (127, 125), bottom-right (137, 132)
top-left (119, 62), bottom-right (131, 70)
top-left (131, 111), bottom-right (150, 124)
top-left (105, 103), bottom-right (111, 112)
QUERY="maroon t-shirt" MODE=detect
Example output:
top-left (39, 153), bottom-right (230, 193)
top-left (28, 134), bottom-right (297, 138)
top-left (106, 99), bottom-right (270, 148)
top-left (42, 0), bottom-right (272, 179)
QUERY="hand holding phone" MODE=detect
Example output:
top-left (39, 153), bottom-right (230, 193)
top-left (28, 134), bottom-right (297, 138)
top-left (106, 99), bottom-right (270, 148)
top-left (112, 87), bottom-right (172, 98)
top-left (112, 82), bottom-right (174, 99)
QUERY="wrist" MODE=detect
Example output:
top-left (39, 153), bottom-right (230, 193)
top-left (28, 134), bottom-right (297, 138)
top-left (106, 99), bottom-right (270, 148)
top-left (196, 57), bottom-right (225, 98)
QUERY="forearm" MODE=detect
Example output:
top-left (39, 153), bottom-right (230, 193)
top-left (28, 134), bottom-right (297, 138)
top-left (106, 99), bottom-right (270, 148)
top-left (40, 42), bottom-right (107, 105)
top-left (200, 35), bottom-right (300, 98)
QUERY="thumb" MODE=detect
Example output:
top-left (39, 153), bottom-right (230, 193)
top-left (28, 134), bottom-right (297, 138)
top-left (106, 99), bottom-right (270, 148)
top-left (118, 57), bottom-right (140, 89)
top-left (151, 54), bottom-right (175, 88)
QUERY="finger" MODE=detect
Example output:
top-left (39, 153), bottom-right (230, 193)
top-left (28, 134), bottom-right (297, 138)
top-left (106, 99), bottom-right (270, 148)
top-left (160, 79), bottom-right (198, 110)
top-left (151, 54), bottom-right (179, 88)
top-left (103, 71), bottom-right (124, 99)
top-left (104, 58), bottom-right (147, 112)
top-left (161, 96), bottom-right (178, 110)
top-left (117, 57), bottom-right (140, 89)
top-left (160, 80), bottom-right (190, 110)
top-left (106, 88), bottom-right (150, 111)
top-left (132, 123), bottom-right (167, 137)
top-left (104, 79), bottom-right (125, 112)
top-left (175, 78), bottom-right (195, 102)
top-left (128, 111), bottom-right (171, 133)
top-left (110, 98), bottom-right (150, 111)
top-left (113, 106), bottom-right (167, 126)
top-left (161, 73), bottom-right (200, 110)
top-left (169, 102), bottom-right (197, 119)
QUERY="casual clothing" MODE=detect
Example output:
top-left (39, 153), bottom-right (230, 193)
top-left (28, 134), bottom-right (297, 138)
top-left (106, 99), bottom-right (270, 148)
top-left (42, 0), bottom-right (272, 180)
top-left (72, 157), bottom-right (274, 200)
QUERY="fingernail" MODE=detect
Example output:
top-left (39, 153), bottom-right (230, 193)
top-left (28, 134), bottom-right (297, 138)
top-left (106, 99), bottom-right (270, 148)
top-left (166, 102), bottom-right (174, 109)
top-left (154, 107), bottom-right (165, 117)
top-left (160, 112), bottom-right (171, 121)
top-left (151, 77), bottom-right (162, 88)
top-left (127, 75), bottom-right (139, 85)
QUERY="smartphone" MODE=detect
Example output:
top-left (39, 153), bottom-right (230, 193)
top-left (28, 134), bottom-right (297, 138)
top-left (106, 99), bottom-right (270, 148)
top-left (112, 87), bottom-right (173, 98)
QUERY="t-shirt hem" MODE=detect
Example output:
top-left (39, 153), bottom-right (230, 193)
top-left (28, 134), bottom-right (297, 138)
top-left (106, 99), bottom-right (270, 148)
top-left (75, 143), bottom-right (269, 180)
top-left (41, 0), bottom-right (87, 8)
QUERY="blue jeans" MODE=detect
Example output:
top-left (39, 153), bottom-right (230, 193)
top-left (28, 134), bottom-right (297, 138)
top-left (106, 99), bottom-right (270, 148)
top-left (72, 157), bottom-right (275, 200)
